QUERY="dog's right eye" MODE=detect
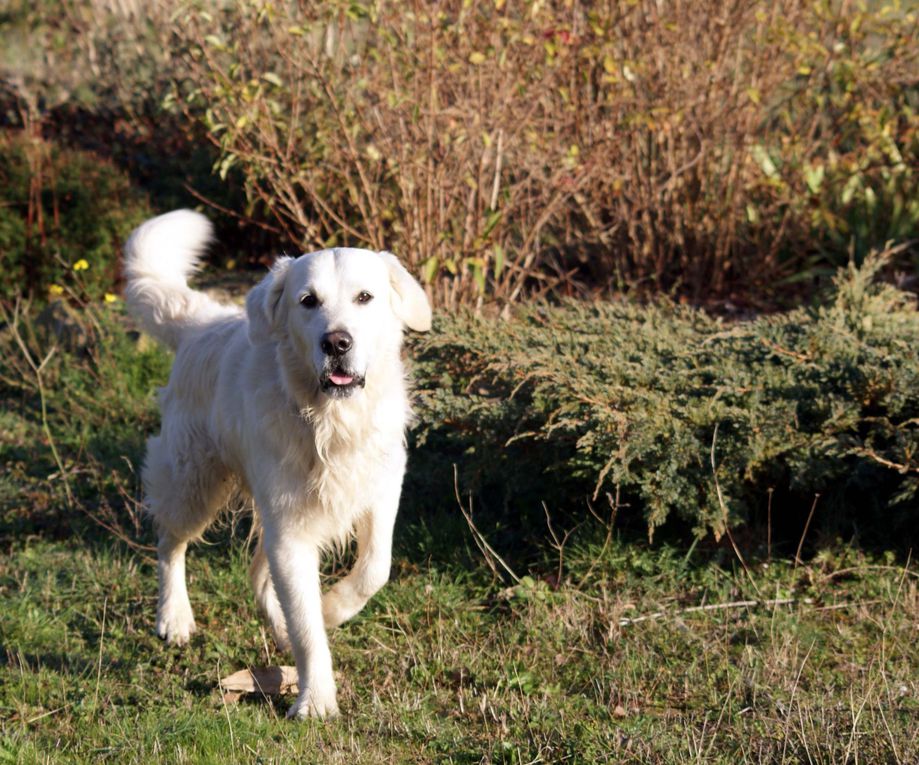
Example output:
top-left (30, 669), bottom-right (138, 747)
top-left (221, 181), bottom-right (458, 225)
top-left (300, 294), bottom-right (319, 309)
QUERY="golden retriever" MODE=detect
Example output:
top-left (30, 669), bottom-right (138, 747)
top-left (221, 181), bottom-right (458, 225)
top-left (124, 210), bottom-right (430, 718)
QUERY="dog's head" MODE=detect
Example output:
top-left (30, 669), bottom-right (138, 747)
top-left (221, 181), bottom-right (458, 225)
top-left (246, 248), bottom-right (431, 399)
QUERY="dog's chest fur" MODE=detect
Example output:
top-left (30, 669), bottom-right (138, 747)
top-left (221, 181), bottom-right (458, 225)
top-left (263, 391), bottom-right (405, 546)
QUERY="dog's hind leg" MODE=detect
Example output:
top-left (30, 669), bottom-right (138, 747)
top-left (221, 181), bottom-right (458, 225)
top-left (249, 535), bottom-right (291, 652)
top-left (143, 433), bottom-right (233, 645)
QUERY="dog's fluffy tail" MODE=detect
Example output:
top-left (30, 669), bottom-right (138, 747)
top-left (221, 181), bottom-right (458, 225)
top-left (124, 210), bottom-right (237, 350)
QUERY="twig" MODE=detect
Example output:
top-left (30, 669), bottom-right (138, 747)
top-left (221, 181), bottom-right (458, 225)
top-left (76, 503), bottom-right (156, 561)
top-left (181, 183), bottom-right (283, 235)
top-left (578, 490), bottom-right (621, 590)
top-left (453, 465), bottom-right (520, 583)
top-left (813, 599), bottom-right (883, 612)
top-left (542, 501), bottom-right (575, 587)
top-left (766, 487), bottom-right (773, 563)
top-left (759, 336), bottom-right (811, 363)
top-left (92, 596), bottom-right (107, 720)
top-left (3, 300), bottom-right (74, 507)
top-left (618, 596), bottom-right (798, 627)
top-left (25, 704), bottom-right (71, 724)
top-left (794, 494), bottom-right (820, 569)
top-left (856, 446), bottom-right (919, 475)
top-left (489, 128), bottom-right (504, 211)
top-left (820, 564), bottom-right (919, 581)
top-left (710, 423), bottom-right (761, 597)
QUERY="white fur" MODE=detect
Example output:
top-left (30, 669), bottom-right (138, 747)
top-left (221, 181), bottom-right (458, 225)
top-left (125, 210), bottom-right (431, 720)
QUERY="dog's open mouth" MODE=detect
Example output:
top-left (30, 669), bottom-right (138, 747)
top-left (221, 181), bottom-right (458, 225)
top-left (321, 367), bottom-right (365, 396)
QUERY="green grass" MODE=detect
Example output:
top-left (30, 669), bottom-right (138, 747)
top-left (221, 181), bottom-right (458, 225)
top-left (2, 536), bottom-right (916, 763)
top-left (1, 300), bottom-right (917, 763)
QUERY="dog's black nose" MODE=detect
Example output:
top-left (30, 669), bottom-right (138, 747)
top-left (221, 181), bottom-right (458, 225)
top-left (320, 331), bottom-right (353, 356)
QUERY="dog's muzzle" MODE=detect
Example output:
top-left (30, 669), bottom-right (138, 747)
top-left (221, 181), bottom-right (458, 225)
top-left (318, 330), bottom-right (364, 397)
top-left (320, 366), bottom-right (365, 398)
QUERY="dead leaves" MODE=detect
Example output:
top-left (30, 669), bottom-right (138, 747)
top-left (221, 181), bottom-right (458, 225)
top-left (219, 666), bottom-right (298, 703)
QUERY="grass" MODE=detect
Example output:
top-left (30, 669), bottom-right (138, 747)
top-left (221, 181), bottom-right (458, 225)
top-left (1, 299), bottom-right (917, 764)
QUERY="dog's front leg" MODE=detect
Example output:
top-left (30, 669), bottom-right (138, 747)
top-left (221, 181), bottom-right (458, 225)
top-left (261, 523), bottom-right (339, 719)
top-left (322, 456), bottom-right (403, 629)
top-left (156, 532), bottom-right (196, 645)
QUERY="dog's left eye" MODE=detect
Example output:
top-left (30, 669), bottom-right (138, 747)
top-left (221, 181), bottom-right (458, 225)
top-left (356, 291), bottom-right (374, 305)
top-left (300, 294), bottom-right (319, 309)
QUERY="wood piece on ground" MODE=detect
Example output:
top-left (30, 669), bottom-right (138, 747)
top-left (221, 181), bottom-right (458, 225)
top-left (219, 666), bottom-right (299, 698)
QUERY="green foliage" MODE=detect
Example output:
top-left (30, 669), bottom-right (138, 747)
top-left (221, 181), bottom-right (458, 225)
top-left (413, 252), bottom-right (919, 542)
top-left (748, 2), bottom-right (919, 278)
top-left (0, 130), bottom-right (152, 301)
top-left (0, 299), bottom-right (171, 541)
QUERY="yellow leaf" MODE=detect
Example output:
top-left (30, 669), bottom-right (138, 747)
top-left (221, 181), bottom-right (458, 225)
top-left (469, 51), bottom-right (486, 65)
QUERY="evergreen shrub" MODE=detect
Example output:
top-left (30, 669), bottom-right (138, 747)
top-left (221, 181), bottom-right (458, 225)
top-left (412, 254), bottom-right (919, 545)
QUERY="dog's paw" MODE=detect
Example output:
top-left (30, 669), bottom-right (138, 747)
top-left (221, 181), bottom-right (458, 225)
top-left (321, 591), bottom-right (350, 629)
top-left (262, 607), bottom-right (291, 653)
top-left (322, 582), bottom-right (367, 629)
top-left (270, 623), bottom-right (291, 653)
top-left (156, 601), bottom-right (197, 646)
top-left (286, 685), bottom-right (340, 720)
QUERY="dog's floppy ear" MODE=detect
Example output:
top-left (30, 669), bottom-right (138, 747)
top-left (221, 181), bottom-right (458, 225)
top-left (246, 256), bottom-right (293, 344)
top-left (380, 251), bottom-right (432, 332)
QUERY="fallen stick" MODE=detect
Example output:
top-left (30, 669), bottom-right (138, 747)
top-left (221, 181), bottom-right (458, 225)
top-left (618, 596), bottom-right (802, 627)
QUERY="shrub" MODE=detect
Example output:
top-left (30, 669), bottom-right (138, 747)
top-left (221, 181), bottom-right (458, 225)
top-left (0, 129), bottom-right (152, 301)
top-left (170, 0), bottom-right (919, 305)
top-left (411, 251), bottom-right (919, 546)
top-left (1, 1), bottom-right (264, 280)
top-left (0, 0), bottom-right (179, 117)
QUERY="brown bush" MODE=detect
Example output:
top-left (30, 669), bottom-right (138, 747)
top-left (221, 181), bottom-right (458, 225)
top-left (8, 1), bottom-right (917, 307)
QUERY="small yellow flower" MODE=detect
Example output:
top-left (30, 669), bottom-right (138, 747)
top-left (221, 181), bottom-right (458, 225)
top-left (49, 284), bottom-right (64, 296)
top-left (104, 293), bottom-right (119, 303)
top-left (73, 259), bottom-right (90, 271)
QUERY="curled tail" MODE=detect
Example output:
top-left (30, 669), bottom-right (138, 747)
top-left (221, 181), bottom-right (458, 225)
top-left (124, 210), bottom-right (237, 350)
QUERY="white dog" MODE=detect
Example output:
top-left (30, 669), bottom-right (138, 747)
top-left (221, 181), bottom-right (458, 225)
top-left (124, 210), bottom-right (431, 719)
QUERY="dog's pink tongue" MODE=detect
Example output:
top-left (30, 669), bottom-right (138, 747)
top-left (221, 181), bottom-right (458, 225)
top-left (330, 372), bottom-right (354, 386)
